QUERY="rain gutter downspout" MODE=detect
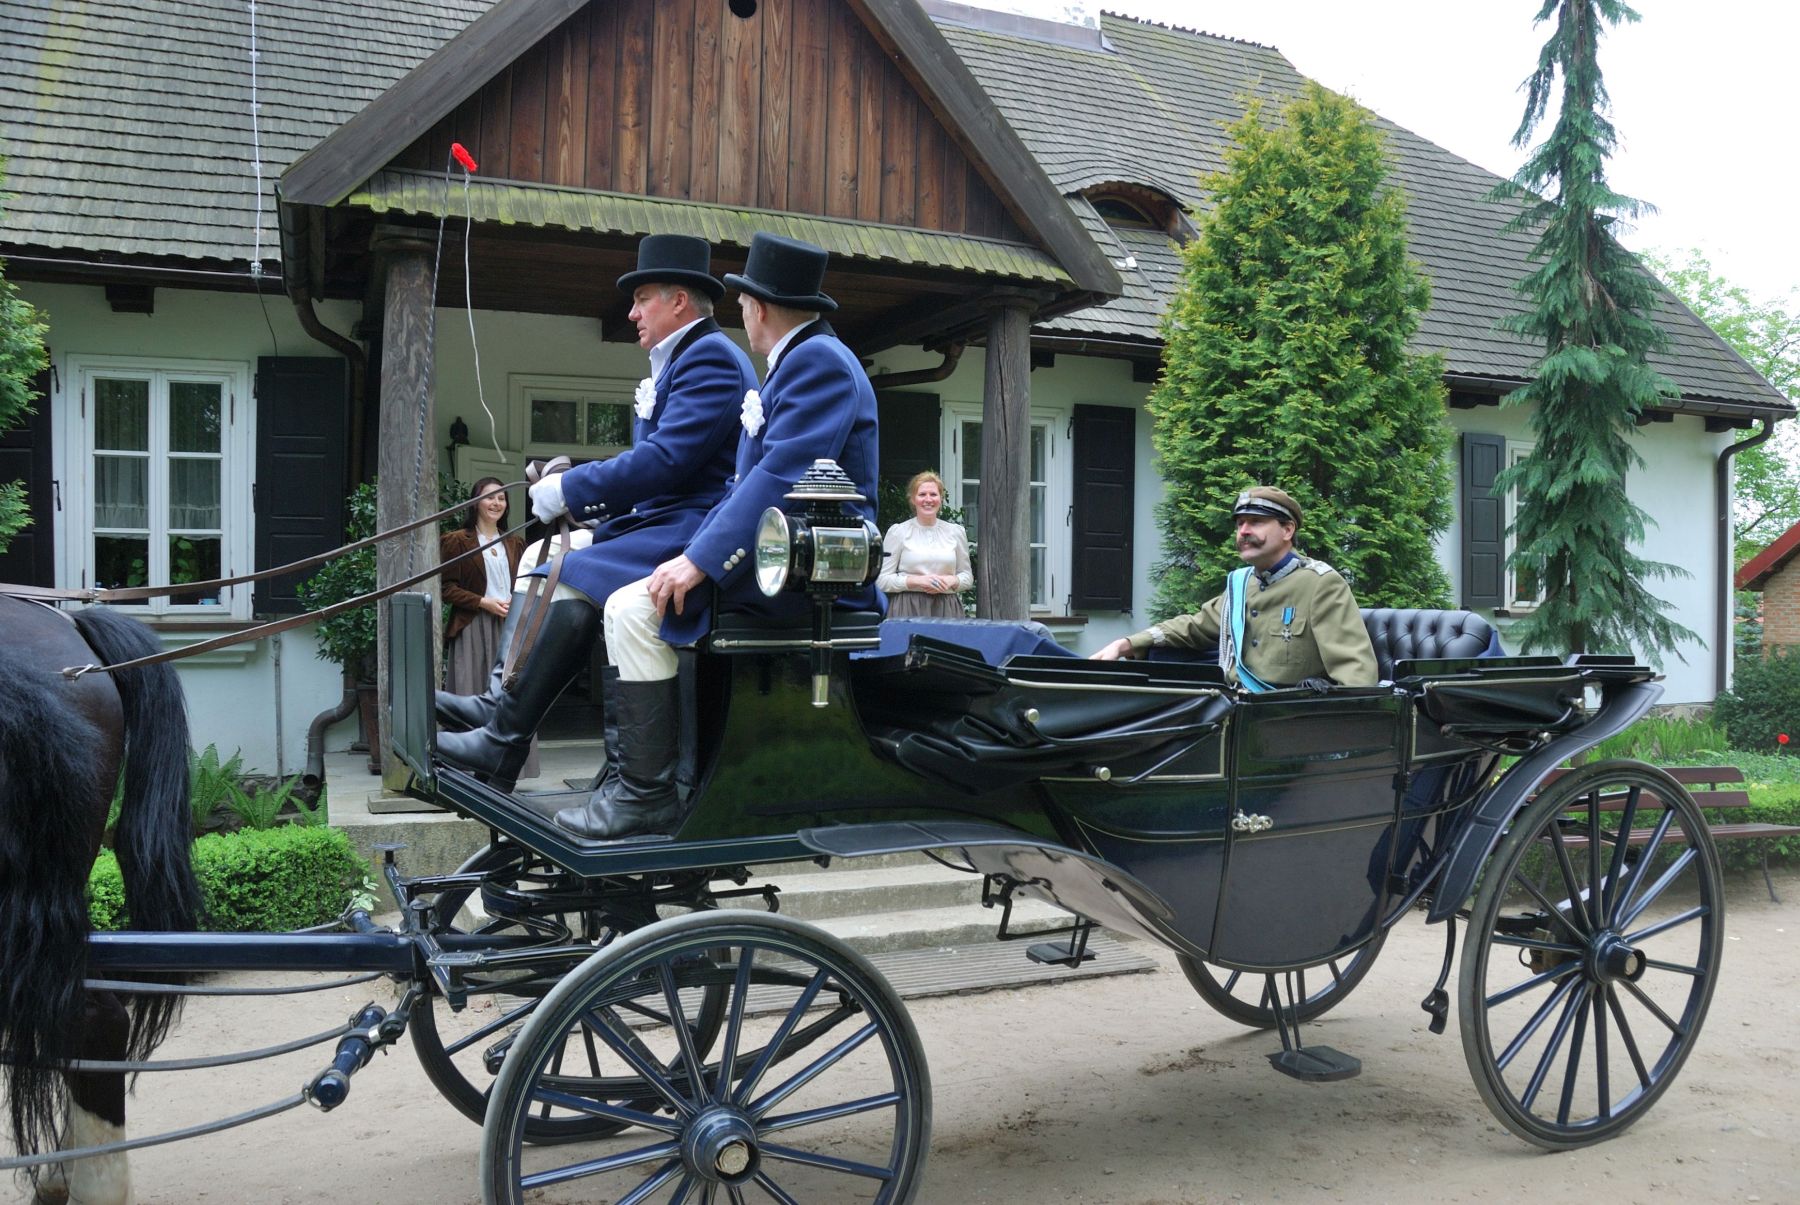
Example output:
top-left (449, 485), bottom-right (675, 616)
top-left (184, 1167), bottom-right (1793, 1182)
top-left (291, 288), bottom-right (368, 480)
top-left (1717, 418), bottom-right (1777, 696)
top-left (866, 343), bottom-right (964, 390)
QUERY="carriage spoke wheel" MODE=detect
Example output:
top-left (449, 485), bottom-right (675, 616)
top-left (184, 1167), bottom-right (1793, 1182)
top-left (1459, 759), bottom-right (1724, 1149)
top-left (411, 844), bottom-right (728, 1145)
top-left (1176, 928), bottom-right (1388, 1030)
top-left (481, 910), bottom-right (931, 1205)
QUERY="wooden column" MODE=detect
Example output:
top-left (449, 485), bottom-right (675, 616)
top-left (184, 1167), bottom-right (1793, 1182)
top-left (372, 228), bottom-right (440, 790)
top-left (977, 297), bottom-right (1034, 619)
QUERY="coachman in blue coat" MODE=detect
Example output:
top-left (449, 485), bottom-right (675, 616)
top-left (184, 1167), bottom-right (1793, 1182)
top-left (435, 234), bottom-right (757, 791)
top-left (552, 232), bottom-right (881, 840)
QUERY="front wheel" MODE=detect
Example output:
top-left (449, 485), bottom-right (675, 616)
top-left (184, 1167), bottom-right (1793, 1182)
top-left (481, 910), bottom-right (932, 1204)
top-left (1459, 759), bottom-right (1724, 1149)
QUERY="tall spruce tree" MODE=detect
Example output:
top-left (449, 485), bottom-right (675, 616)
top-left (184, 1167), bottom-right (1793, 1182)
top-left (0, 160), bottom-right (49, 552)
top-left (1490, 0), bottom-right (1693, 660)
top-left (1149, 82), bottom-right (1451, 616)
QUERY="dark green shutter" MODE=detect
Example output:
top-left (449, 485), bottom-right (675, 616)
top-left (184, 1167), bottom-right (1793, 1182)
top-left (1461, 432), bottom-right (1505, 609)
top-left (254, 357), bottom-right (349, 613)
top-left (0, 366), bottom-right (56, 587)
top-left (1071, 404), bottom-right (1135, 612)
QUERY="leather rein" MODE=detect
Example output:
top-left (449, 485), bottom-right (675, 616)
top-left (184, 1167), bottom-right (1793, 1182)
top-left (9, 458), bottom-right (581, 680)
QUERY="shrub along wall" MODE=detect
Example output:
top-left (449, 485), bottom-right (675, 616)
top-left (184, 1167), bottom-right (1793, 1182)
top-left (90, 825), bottom-right (368, 932)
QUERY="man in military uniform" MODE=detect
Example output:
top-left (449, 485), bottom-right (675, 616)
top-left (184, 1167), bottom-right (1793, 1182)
top-left (1090, 486), bottom-right (1378, 688)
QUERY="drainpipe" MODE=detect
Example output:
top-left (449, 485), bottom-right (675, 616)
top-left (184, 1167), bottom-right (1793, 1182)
top-left (1717, 418), bottom-right (1777, 697)
top-left (867, 343), bottom-right (964, 390)
top-left (303, 682), bottom-right (359, 794)
top-left (291, 287), bottom-right (368, 483)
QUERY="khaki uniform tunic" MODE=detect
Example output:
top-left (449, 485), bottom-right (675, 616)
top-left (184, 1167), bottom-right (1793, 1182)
top-left (1126, 556), bottom-right (1379, 687)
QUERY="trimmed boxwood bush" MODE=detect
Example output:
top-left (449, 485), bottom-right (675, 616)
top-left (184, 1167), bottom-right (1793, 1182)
top-left (89, 825), bottom-right (368, 932)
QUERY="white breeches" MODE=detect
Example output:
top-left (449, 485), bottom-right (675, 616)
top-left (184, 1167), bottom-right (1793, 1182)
top-left (603, 577), bottom-right (678, 682)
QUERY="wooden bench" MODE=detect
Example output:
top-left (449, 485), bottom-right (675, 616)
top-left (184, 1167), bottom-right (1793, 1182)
top-left (1539, 765), bottom-right (1796, 902)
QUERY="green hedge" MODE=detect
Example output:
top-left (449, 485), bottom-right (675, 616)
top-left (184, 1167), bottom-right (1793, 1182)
top-left (1718, 787), bottom-right (1800, 874)
top-left (89, 825), bottom-right (368, 932)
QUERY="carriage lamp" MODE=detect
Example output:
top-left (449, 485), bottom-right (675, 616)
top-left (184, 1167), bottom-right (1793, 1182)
top-left (754, 459), bottom-right (881, 706)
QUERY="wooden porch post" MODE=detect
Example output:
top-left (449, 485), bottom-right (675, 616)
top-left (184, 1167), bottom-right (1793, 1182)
top-left (977, 296), bottom-right (1034, 620)
top-left (372, 227), bottom-right (439, 790)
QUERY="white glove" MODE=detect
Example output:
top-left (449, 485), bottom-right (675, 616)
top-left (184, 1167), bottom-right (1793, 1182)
top-left (529, 473), bottom-right (568, 523)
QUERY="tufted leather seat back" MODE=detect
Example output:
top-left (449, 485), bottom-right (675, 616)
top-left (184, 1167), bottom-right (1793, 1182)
top-left (1360, 608), bottom-right (1496, 680)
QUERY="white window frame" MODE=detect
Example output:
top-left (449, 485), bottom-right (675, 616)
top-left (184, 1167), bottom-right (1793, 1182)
top-left (940, 403), bottom-right (1071, 616)
top-left (57, 354), bottom-right (254, 619)
top-left (508, 373), bottom-right (638, 461)
top-left (1503, 440), bottom-right (1544, 613)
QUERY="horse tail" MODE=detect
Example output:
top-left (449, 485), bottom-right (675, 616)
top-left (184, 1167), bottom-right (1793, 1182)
top-left (0, 649), bottom-right (105, 1159)
top-left (71, 607), bottom-right (202, 1062)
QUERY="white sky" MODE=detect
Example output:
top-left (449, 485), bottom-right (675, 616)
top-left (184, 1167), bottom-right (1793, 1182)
top-left (992, 0), bottom-right (1798, 306)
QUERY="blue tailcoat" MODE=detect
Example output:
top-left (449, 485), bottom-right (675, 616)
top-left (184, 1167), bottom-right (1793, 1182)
top-left (662, 320), bottom-right (881, 644)
top-left (537, 319), bottom-right (755, 603)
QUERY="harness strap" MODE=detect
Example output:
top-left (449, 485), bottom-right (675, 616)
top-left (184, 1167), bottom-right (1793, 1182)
top-left (1, 480), bottom-right (528, 604)
top-left (59, 520), bottom-right (533, 680)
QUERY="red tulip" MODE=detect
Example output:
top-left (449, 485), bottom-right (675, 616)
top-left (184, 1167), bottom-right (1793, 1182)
top-left (1780, 733), bottom-right (1790, 746)
top-left (451, 143), bottom-right (478, 173)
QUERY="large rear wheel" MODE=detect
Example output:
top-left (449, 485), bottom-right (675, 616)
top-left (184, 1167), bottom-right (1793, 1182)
top-left (1459, 759), bottom-right (1724, 1149)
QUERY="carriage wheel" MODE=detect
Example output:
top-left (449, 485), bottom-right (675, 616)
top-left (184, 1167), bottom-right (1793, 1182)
top-left (1459, 759), bottom-right (1724, 1149)
top-left (411, 843), bottom-right (728, 1145)
top-left (480, 910), bottom-right (931, 1204)
top-left (1176, 928), bottom-right (1388, 1030)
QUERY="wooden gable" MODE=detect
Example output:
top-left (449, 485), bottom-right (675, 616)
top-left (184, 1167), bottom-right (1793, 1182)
top-left (392, 0), bottom-right (1025, 241)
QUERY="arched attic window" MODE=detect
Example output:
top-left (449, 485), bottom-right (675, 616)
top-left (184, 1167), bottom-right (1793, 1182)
top-left (1081, 183), bottom-right (1194, 244)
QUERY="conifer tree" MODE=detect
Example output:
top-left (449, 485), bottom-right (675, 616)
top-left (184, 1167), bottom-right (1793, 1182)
top-left (1490, 0), bottom-right (1693, 660)
top-left (1149, 83), bottom-right (1451, 617)
top-left (0, 160), bottom-right (49, 552)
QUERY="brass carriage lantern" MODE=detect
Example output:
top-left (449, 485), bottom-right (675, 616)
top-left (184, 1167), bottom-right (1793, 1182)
top-left (754, 459), bottom-right (881, 706)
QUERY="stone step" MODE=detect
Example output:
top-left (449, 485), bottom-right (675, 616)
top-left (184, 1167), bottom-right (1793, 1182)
top-left (742, 862), bottom-right (985, 920)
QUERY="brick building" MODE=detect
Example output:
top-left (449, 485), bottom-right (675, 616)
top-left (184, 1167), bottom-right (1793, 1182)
top-left (1737, 522), bottom-right (1800, 651)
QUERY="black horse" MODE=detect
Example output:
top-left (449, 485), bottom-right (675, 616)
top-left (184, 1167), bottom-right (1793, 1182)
top-left (0, 595), bottom-right (200, 1203)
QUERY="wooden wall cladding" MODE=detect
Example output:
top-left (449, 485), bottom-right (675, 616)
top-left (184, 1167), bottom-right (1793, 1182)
top-left (401, 0), bottom-right (1022, 241)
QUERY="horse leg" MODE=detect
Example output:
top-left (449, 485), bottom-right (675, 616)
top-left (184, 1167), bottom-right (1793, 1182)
top-left (34, 994), bottom-right (131, 1205)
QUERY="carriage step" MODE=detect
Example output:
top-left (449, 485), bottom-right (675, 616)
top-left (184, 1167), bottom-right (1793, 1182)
top-left (1267, 1045), bottom-right (1361, 1083)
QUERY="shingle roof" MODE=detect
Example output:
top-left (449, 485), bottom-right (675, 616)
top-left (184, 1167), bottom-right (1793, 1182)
top-left (0, 0), bottom-right (487, 265)
top-left (351, 168), bottom-right (1071, 283)
top-left (939, 12), bottom-right (1791, 413)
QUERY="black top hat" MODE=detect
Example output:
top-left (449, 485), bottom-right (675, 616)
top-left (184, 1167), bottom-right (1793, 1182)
top-left (724, 233), bottom-right (838, 312)
top-left (617, 234), bottom-right (725, 301)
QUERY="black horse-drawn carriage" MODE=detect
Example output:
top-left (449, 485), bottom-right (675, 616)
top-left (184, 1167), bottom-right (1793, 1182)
top-left (5, 471), bottom-right (1724, 1203)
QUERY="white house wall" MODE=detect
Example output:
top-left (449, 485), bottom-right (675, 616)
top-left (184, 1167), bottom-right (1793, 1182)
top-left (19, 280), bottom-right (356, 775)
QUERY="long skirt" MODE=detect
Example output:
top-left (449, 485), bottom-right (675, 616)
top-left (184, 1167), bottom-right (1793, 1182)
top-left (883, 589), bottom-right (966, 620)
top-left (445, 609), bottom-right (539, 781)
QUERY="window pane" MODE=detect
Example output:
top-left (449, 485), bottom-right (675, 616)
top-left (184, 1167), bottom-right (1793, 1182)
top-left (95, 378), bottom-right (150, 451)
top-left (95, 455), bottom-right (149, 529)
top-left (169, 459), bottom-right (222, 530)
top-left (1030, 426), bottom-right (1045, 480)
top-left (169, 381), bottom-right (222, 452)
top-left (169, 535), bottom-right (223, 605)
top-left (585, 402), bottom-right (633, 448)
top-left (961, 420), bottom-right (982, 471)
top-left (95, 534), bottom-right (150, 596)
top-left (1030, 484), bottom-right (1046, 544)
top-left (531, 398), bottom-right (579, 445)
top-left (1030, 545), bottom-right (1045, 607)
top-left (962, 482), bottom-right (980, 546)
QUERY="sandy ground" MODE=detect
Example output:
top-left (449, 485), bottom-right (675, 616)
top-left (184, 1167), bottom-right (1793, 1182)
top-left (23, 869), bottom-right (1800, 1205)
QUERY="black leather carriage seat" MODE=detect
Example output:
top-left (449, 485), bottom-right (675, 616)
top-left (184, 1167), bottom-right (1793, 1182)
top-left (1360, 608), bottom-right (1496, 680)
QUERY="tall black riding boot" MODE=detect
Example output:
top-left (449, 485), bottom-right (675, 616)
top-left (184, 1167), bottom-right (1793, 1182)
top-left (555, 677), bottom-right (681, 839)
top-left (436, 597), bottom-right (599, 792)
top-left (435, 591), bottom-right (528, 731)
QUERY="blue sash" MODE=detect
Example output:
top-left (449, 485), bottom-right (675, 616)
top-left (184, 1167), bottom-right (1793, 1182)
top-left (1223, 567), bottom-right (1276, 693)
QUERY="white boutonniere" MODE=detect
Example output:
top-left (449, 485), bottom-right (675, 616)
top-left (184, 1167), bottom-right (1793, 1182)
top-left (633, 378), bottom-right (656, 420)
top-left (741, 389), bottom-right (764, 437)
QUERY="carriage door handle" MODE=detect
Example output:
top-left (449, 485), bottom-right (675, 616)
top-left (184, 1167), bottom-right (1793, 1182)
top-left (1232, 812), bottom-right (1273, 833)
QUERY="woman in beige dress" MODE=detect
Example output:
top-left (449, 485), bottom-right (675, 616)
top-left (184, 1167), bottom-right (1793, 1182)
top-left (878, 470), bottom-right (973, 619)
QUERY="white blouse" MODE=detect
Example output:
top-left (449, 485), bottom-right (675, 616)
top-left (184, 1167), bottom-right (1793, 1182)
top-left (877, 518), bottom-right (974, 595)
top-left (481, 541), bottom-right (512, 601)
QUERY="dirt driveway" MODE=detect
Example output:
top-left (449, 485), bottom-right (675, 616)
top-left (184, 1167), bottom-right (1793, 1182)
top-left (101, 870), bottom-right (1800, 1203)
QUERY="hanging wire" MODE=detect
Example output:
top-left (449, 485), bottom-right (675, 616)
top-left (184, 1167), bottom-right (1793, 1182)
top-left (454, 155), bottom-right (503, 462)
top-left (246, 0), bottom-right (280, 353)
